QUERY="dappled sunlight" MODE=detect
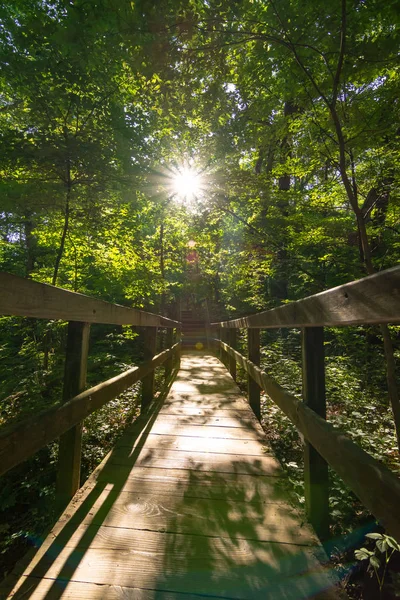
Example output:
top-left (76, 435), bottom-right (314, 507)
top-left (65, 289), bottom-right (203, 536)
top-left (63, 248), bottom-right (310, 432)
top-left (4, 352), bottom-right (340, 599)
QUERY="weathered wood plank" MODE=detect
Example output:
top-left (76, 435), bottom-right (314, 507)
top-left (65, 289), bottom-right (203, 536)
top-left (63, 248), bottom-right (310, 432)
top-left (94, 466), bottom-right (286, 501)
top-left (108, 447), bottom-right (282, 476)
top-left (132, 422), bottom-right (264, 440)
top-left (0, 271), bottom-right (179, 327)
top-left (218, 340), bottom-right (400, 541)
top-left (212, 265), bottom-right (400, 328)
top-left (12, 528), bottom-right (338, 600)
top-left (120, 409), bottom-right (267, 438)
top-left (50, 494), bottom-right (314, 545)
top-left (0, 343), bottom-right (180, 477)
top-left (151, 413), bottom-right (262, 428)
top-left (158, 407), bottom-right (251, 417)
top-left (1, 577), bottom-right (229, 600)
top-left (163, 387), bottom-right (249, 410)
top-left (115, 431), bottom-right (270, 456)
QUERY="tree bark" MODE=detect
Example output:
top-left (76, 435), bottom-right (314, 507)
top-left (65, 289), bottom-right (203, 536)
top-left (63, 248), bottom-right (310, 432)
top-left (24, 211), bottom-right (36, 277)
top-left (52, 171), bottom-right (71, 287)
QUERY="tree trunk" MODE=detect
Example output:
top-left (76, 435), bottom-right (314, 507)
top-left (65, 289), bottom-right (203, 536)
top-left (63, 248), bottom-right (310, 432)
top-left (24, 211), bottom-right (36, 277)
top-left (52, 178), bottom-right (71, 287)
top-left (159, 219), bottom-right (166, 317)
top-left (331, 103), bottom-right (400, 454)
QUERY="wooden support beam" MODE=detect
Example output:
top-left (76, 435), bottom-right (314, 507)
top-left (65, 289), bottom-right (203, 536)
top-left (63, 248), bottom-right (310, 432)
top-left (302, 327), bottom-right (329, 540)
top-left (142, 327), bottom-right (157, 411)
top-left (248, 328), bottom-right (261, 421)
top-left (228, 329), bottom-right (237, 381)
top-left (164, 327), bottom-right (174, 378)
top-left (56, 321), bottom-right (90, 509)
top-left (216, 327), bottom-right (222, 360)
top-left (175, 328), bottom-right (181, 368)
top-left (221, 329), bottom-right (229, 368)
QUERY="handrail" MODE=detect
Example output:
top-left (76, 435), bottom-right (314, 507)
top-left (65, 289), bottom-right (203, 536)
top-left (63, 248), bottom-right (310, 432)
top-left (0, 271), bottom-right (181, 508)
top-left (0, 272), bottom-right (180, 327)
top-left (215, 339), bottom-right (400, 541)
top-left (211, 266), bottom-right (400, 328)
top-left (211, 267), bottom-right (400, 540)
top-left (0, 342), bottom-right (181, 478)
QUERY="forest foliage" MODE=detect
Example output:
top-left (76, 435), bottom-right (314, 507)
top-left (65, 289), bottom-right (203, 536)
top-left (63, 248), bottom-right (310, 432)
top-left (0, 0), bottom-right (399, 592)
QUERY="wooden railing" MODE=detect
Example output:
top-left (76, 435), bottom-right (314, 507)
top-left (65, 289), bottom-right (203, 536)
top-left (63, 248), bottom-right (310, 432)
top-left (211, 266), bottom-right (400, 541)
top-left (0, 272), bottom-right (181, 508)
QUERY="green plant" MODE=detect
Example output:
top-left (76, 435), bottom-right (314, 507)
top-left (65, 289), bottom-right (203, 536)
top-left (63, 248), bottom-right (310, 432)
top-left (354, 533), bottom-right (400, 595)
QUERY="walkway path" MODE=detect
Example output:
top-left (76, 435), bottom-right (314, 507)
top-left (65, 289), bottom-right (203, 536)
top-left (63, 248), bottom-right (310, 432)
top-left (4, 352), bottom-right (344, 599)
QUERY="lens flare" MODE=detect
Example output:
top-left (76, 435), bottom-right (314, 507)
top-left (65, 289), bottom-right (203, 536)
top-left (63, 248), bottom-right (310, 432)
top-left (171, 167), bottom-right (203, 202)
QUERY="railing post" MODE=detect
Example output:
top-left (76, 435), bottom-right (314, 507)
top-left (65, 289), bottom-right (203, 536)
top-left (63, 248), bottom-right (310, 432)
top-left (175, 327), bottom-right (181, 367)
top-left (216, 327), bottom-right (222, 360)
top-left (164, 327), bottom-right (174, 378)
top-left (142, 326), bottom-right (157, 411)
top-left (221, 328), bottom-right (229, 368)
top-left (228, 328), bottom-right (237, 381)
top-left (302, 326), bottom-right (329, 540)
top-left (248, 328), bottom-right (261, 420)
top-left (56, 321), bottom-right (90, 510)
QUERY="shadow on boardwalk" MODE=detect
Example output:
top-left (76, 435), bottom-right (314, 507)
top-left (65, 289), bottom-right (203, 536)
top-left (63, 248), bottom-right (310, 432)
top-left (1, 352), bottom-right (344, 600)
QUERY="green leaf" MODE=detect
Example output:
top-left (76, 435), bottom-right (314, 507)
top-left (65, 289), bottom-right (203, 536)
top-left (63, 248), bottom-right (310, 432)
top-left (355, 548), bottom-right (372, 560)
top-left (366, 533), bottom-right (383, 540)
top-left (376, 539), bottom-right (388, 553)
top-left (369, 556), bottom-right (381, 570)
top-left (385, 536), bottom-right (400, 551)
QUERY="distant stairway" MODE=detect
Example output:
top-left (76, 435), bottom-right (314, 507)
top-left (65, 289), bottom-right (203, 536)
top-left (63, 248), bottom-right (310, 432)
top-left (181, 307), bottom-right (207, 349)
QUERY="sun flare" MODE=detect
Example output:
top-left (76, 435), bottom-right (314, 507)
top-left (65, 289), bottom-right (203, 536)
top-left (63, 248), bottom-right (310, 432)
top-left (170, 167), bottom-right (203, 202)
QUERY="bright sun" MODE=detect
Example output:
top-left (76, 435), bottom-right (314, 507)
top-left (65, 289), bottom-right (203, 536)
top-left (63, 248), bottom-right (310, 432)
top-left (171, 167), bottom-right (203, 202)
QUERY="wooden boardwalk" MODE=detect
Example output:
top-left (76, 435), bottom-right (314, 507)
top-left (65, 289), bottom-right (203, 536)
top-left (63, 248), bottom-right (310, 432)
top-left (4, 352), bottom-right (344, 600)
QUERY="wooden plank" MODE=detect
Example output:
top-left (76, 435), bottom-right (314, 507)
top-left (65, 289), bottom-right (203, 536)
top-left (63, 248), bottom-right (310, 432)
top-left (1, 578), bottom-right (229, 600)
top-left (151, 413), bottom-right (263, 428)
top-left (108, 405), bottom-right (263, 437)
top-left (163, 396), bottom-right (250, 410)
top-left (57, 321), bottom-right (90, 509)
top-left (12, 528), bottom-right (339, 600)
top-left (109, 447), bottom-right (283, 476)
top-left (94, 466), bottom-right (286, 501)
top-left (158, 407), bottom-right (252, 417)
top-left (0, 271), bottom-right (179, 327)
top-left (248, 328), bottom-right (261, 420)
top-left (127, 421), bottom-right (265, 440)
top-left (50, 493), bottom-right (315, 545)
top-left (219, 340), bottom-right (400, 541)
top-left (0, 343), bottom-right (180, 477)
top-left (212, 265), bottom-right (400, 328)
top-left (114, 431), bottom-right (270, 456)
top-left (302, 327), bottom-right (329, 540)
